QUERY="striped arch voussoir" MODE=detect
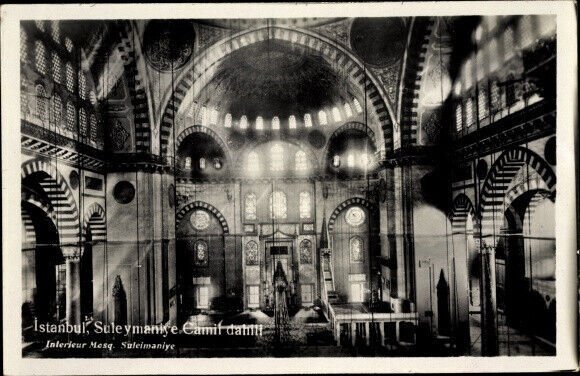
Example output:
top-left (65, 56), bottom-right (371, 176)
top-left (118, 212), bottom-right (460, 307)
top-left (449, 194), bottom-right (475, 234)
top-left (82, 203), bottom-right (106, 242)
top-left (329, 121), bottom-right (377, 149)
top-left (159, 27), bottom-right (395, 157)
top-left (176, 201), bottom-right (229, 234)
top-left (176, 125), bottom-right (231, 161)
top-left (328, 197), bottom-right (376, 232)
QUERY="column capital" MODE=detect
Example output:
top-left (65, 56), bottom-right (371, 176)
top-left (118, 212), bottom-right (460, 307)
top-left (61, 246), bottom-right (82, 260)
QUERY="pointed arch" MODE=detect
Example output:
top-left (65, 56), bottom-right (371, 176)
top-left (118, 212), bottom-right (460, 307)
top-left (449, 194), bottom-right (476, 235)
top-left (175, 201), bottom-right (229, 234)
top-left (21, 159), bottom-right (80, 245)
top-left (158, 26), bottom-right (396, 158)
top-left (328, 197), bottom-right (377, 232)
top-left (82, 203), bottom-right (106, 242)
top-left (176, 125), bottom-right (232, 162)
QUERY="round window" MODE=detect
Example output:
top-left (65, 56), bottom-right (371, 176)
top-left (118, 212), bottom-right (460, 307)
top-left (113, 181), bottom-right (135, 204)
top-left (345, 206), bottom-right (366, 227)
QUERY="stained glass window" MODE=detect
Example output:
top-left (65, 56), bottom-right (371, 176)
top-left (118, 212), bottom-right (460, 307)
top-left (51, 21), bottom-right (60, 43)
top-left (478, 86), bottom-right (488, 120)
top-left (289, 115), bottom-right (297, 129)
top-left (269, 191), bottom-right (287, 219)
top-left (503, 27), bottom-right (515, 61)
top-left (255, 116), bottom-right (263, 130)
top-left (65, 37), bottom-right (74, 53)
top-left (245, 193), bottom-right (257, 220)
top-left (490, 80), bottom-right (501, 112)
top-left (224, 113), bottom-right (232, 128)
top-left (239, 115), bottom-right (248, 129)
top-left (272, 116), bottom-right (280, 130)
top-left (35, 41), bottom-right (47, 75)
top-left (270, 144), bottom-right (283, 171)
top-left (344, 103), bottom-right (353, 118)
top-left (20, 28), bottom-right (28, 63)
top-left (332, 107), bottom-right (342, 122)
top-left (194, 240), bottom-right (209, 267)
top-left (210, 108), bottom-right (218, 125)
top-left (247, 151), bottom-right (259, 173)
top-left (345, 206), bottom-right (366, 227)
top-left (350, 236), bottom-right (364, 263)
top-left (52, 95), bottom-right (62, 127)
top-left (299, 191), bottom-right (311, 219)
top-left (465, 97), bottom-right (474, 127)
top-left (79, 108), bottom-right (88, 136)
top-left (455, 104), bottom-right (463, 132)
top-left (184, 157), bottom-right (192, 170)
top-left (353, 98), bottom-right (363, 113)
top-left (300, 240), bottom-right (312, 264)
top-left (304, 114), bottom-right (312, 128)
top-left (66, 63), bottom-right (75, 92)
top-left (347, 153), bottom-right (355, 168)
top-left (52, 53), bottom-right (62, 84)
top-left (66, 102), bottom-right (75, 131)
top-left (295, 150), bottom-right (307, 171)
top-left (318, 110), bottom-right (327, 125)
top-left (332, 155), bottom-right (341, 167)
top-left (200, 106), bottom-right (209, 125)
top-left (79, 72), bottom-right (87, 100)
top-left (190, 210), bottom-right (210, 231)
top-left (35, 85), bottom-right (47, 120)
top-left (245, 241), bottom-right (259, 266)
top-left (90, 114), bottom-right (97, 141)
top-left (199, 157), bottom-right (206, 170)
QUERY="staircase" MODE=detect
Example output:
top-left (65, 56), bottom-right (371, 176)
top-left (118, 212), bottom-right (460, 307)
top-left (322, 251), bottom-right (340, 304)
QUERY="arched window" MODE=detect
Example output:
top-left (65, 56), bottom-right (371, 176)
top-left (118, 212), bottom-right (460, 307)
top-left (455, 104), bottom-right (463, 132)
top-left (344, 103), bottom-right (353, 118)
top-left (478, 86), bottom-right (489, 120)
top-left (350, 236), bottom-right (364, 263)
top-left (272, 116), bottom-right (280, 130)
top-left (490, 80), bottom-right (502, 112)
top-left (52, 95), bottom-right (63, 127)
top-left (79, 107), bottom-right (88, 136)
top-left (304, 113), bottom-right (312, 128)
top-left (51, 21), bottom-right (60, 43)
top-left (65, 37), bottom-right (74, 53)
top-left (295, 150), bottom-right (307, 171)
top-left (199, 157), bottom-right (206, 170)
top-left (66, 63), bottom-right (75, 92)
top-left (318, 110), bottom-right (327, 125)
top-left (245, 241), bottom-right (259, 266)
top-left (213, 158), bottom-right (222, 170)
top-left (35, 85), bottom-right (47, 120)
top-left (247, 151), bottom-right (259, 173)
top-left (210, 108), bottom-right (219, 125)
top-left (299, 191), bottom-right (311, 219)
top-left (20, 28), bottom-right (28, 63)
top-left (52, 52), bottom-right (62, 84)
top-left (347, 153), bottom-right (355, 168)
top-left (289, 115), bottom-right (297, 129)
top-left (66, 102), bottom-right (75, 131)
top-left (194, 240), bottom-right (209, 267)
top-left (224, 113), bottom-right (232, 128)
top-left (79, 72), bottom-right (87, 100)
top-left (90, 114), bottom-right (97, 141)
top-left (465, 97), bottom-right (474, 127)
top-left (503, 27), bottom-right (515, 61)
top-left (463, 59), bottom-right (473, 89)
top-left (353, 98), bottom-right (363, 113)
top-left (269, 191), bottom-right (287, 219)
top-left (200, 106), bottom-right (209, 126)
top-left (270, 144), bottom-right (283, 171)
top-left (488, 38), bottom-right (499, 73)
top-left (34, 41), bottom-right (47, 75)
top-left (184, 157), bottom-right (192, 170)
top-left (332, 107), bottom-right (342, 122)
top-left (255, 116), bottom-right (264, 130)
top-left (245, 193), bottom-right (257, 220)
top-left (332, 155), bottom-right (341, 167)
top-left (239, 115), bottom-right (248, 129)
top-left (299, 239), bottom-right (313, 264)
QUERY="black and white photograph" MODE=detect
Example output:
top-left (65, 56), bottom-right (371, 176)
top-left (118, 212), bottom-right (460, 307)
top-left (2, 2), bottom-right (578, 374)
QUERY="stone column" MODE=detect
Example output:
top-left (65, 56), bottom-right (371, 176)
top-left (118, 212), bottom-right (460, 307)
top-left (62, 247), bottom-right (82, 325)
top-left (480, 242), bottom-right (499, 356)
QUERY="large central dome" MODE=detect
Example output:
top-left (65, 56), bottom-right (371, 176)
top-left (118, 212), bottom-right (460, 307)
top-left (197, 39), bottom-right (354, 120)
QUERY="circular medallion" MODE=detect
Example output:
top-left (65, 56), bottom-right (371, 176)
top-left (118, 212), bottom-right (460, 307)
top-left (345, 206), bottom-right (366, 227)
top-left (190, 210), bottom-right (210, 231)
top-left (308, 129), bottom-right (326, 149)
top-left (113, 181), bottom-right (135, 204)
top-left (476, 159), bottom-right (488, 180)
top-left (143, 20), bottom-right (195, 72)
top-left (69, 170), bottom-right (79, 190)
top-left (350, 18), bottom-right (407, 67)
top-left (544, 136), bottom-right (556, 165)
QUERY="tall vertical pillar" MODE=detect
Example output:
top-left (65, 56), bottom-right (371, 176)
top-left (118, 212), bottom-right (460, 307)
top-left (62, 247), bottom-right (82, 325)
top-left (480, 242), bottom-right (498, 356)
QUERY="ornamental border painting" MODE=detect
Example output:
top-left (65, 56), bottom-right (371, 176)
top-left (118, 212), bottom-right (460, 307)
top-left (2, 2), bottom-right (578, 375)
